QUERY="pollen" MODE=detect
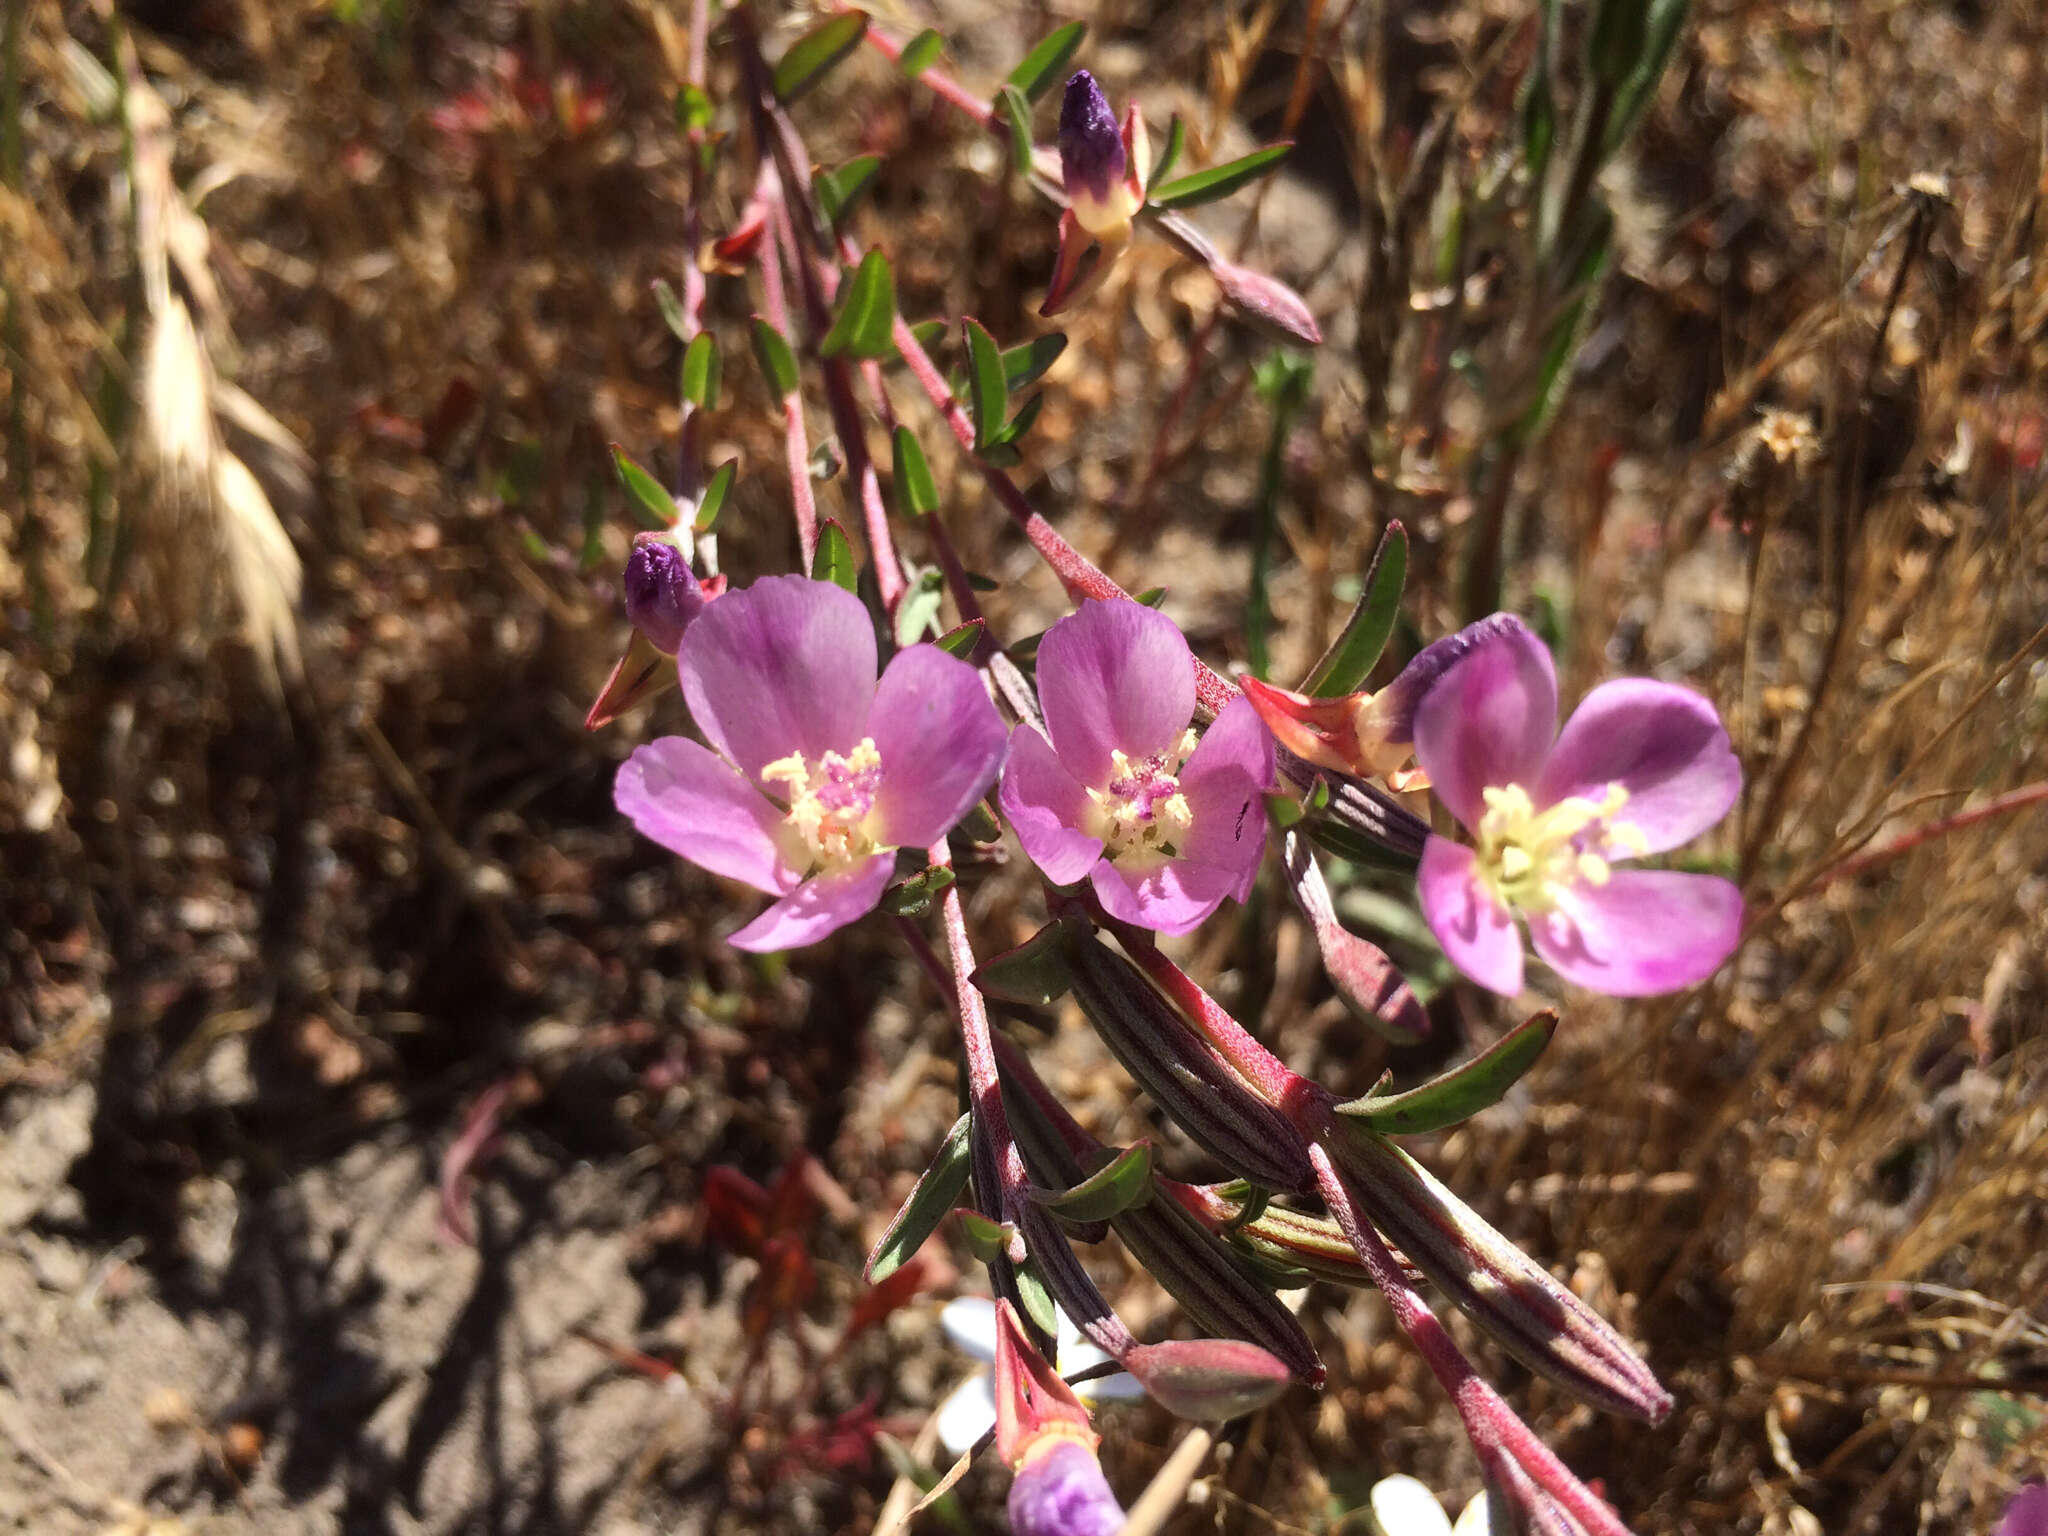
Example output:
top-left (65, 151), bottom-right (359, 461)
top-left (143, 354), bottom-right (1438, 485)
top-left (1474, 782), bottom-right (1648, 914)
top-left (1087, 728), bottom-right (1198, 865)
top-left (760, 738), bottom-right (884, 870)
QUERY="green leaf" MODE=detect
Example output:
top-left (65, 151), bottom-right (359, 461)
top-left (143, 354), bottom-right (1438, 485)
top-left (1302, 521), bottom-right (1408, 696)
top-left (991, 391), bottom-right (1043, 448)
top-left (1001, 333), bottom-right (1066, 392)
top-left (693, 459), bottom-right (735, 533)
top-left (675, 83), bottom-right (714, 137)
top-left (821, 251), bottom-right (898, 359)
top-left (1031, 1142), bottom-right (1155, 1223)
top-left (1146, 143), bottom-right (1292, 210)
top-left (1133, 587), bottom-right (1167, 608)
top-left (879, 860), bottom-right (955, 915)
top-left (998, 84), bottom-right (1034, 175)
top-left (1336, 1011), bottom-right (1557, 1134)
top-left (907, 318), bottom-right (948, 356)
top-left (1265, 792), bottom-right (1306, 831)
top-left (891, 426), bottom-right (939, 516)
top-left (956, 1209), bottom-right (1013, 1263)
top-left (1005, 21), bottom-right (1085, 103)
top-left (971, 922), bottom-right (1075, 1007)
top-left (961, 318), bottom-right (1006, 453)
top-left (1014, 1253), bottom-right (1060, 1337)
top-left (865, 1112), bottom-right (972, 1282)
top-left (1148, 112), bottom-right (1186, 190)
top-left (899, 27), bottom-right (944, 76)
top-left (772, 11), bottom-right (869, 104)
top-left (894, 568), bottom-right (946, 647)
top-left (749, 317), bottom-right (799, 398)
top-left (815, 155), bottom-right (881, 226)
top-left (1602, 0), bottom-right (1690, 158)
top-left (934, 619), bottom-right (984, 659)
top-left (812, 519), bottom-right (857, 592)
top-left (610, 445), bottom-right (677, 530)
top-left (681, 332), bottom-right (720, 409)
top-left (654, 279), bottom-right (690, 341)
top-left (959, 801), bottom-right (1001, 842)
top-left (966, 570), bottom-right (1000, 592)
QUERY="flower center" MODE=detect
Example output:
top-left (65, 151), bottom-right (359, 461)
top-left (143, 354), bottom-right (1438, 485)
top-left (1474, 782), bottom-right (1648, 914)
top-left (1087, 729), bottom-right (1197, 865)
top-left (760, 738), bottom-right (884, 870)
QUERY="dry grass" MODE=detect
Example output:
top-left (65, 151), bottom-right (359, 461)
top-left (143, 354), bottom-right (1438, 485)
top-left (2, 1), bottom-right (2044, 1534)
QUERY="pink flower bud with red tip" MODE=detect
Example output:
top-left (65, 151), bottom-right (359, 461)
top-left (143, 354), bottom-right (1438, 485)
top-left (623, 533), bottom-right (706, 656)
top-left (1058, 72), bottom-right (1144, 242)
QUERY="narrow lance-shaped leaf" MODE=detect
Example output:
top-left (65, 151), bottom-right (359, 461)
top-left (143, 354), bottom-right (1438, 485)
top-left (654, 279), bottom-right (690, 341)
top-left (956, 1208), bottom-right (1013, 1264)
top-left (815, 155), bottom-right (881, 226)
top-left (961, 318), bottom-right (1006, 454)
top-left (611, 444), bottom-right (677, 531)
top-left (972, 921), bottom-right (1075, 1008)
top-left (821, 251), bottom-right (897, 359)
top-left (1148, 112), bottom-right (1186, 190)
top-left (865, 1112), bottom-right (972, 1282)
top-left (907, 317), bottom-right (948, 355)
top-left (933, 618), bottom-right (984, 659)
top-left (879, 859), bottom-right (955, 916)
top-left (1601, 0), bottom-right (1690, 159)
top-left (1030, 1142), bottom-right (1154, 1223)
top-left (998, 84), bottom-right (1034, 176)
top-left (1013, 1252), bottom-right (1061, 1338)
top-left (899, 28), bottom-right (944, 76)
top-left (893, 569), bottom-right (945, 648)
top-left (990, 391), bottom-right (1043, 449)
top-left (892, 426), bottom-right (938, 517)
top-left (1302, 520), bottom-right (1408, 697)
top-left (1002, 333), bottom-right (1067, 392)
top-left (772, 11), bottom-right (869, 104)
top-left (682, 332), bottom-right (720, 410)
top-left (1005, 21), bottom-right (1085, 102)
top-left (1147, 143), bottom-right (1292, 210)
top-left (1337, 1011), bottom-right (1557, 1134)
top-left (694, 459), bottom-right (736, 533)
top-left (811, 519), bottom-right (857, 592)
top-left (750, 316), bottom-right (799, 398)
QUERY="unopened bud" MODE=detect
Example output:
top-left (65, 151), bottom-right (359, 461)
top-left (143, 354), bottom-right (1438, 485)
top-left (623, 534), bottom-right (705, 655)
top-left (1059, 72), bottom-right (1141, 240)
top-left (1122, 1337), bottom-right (1292, 1422)
top-left (1209, 258), bottom-right (1323, 347)
top-left (1008, 1438), bottom-right (1126, 1536)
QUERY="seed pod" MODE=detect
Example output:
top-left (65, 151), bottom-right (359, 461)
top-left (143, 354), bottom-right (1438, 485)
top-left (1062, 929), bottom-right (1316, 1196)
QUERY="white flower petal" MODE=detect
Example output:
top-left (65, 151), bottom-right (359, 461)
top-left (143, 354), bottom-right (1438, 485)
top-left (1453, 1493), bottom-right (1499, 1536)
top-left (934, 1371), bottom-right (997, 1458)
top-left (941, 1296), bottom-right (999, 1362)
top-left (1368, 1474), bottom-right (1456, 1536)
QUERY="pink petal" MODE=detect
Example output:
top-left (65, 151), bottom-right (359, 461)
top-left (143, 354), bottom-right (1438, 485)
top-left (679, 574), bottom-right (878, 782)
top-left (1417, 836), bottom-right (1524, 996)
top-left (615, 737), bottom-right (802, 895)
top-left (999, 725), bottom-right (1106, 885)
top-left (1089, 854), bottom-right (1237, 937)
top-left (1180, 695), bottom-right (1276, 791)
top-left (1177, 767), bottom-right (1268, 903)
top-left (726, 852), bottom-right (896, 952)
top-left (1535, 678), bottom-right (1741, 854)
top-left (868, 644), bottom-right (1009, 848)
top-left (1528, 869), bottom-right (1744, 996)
top-left (1411, 615), bottom-right (1557, 828)
top-left (1037, 601), bottom-right (1195, 788)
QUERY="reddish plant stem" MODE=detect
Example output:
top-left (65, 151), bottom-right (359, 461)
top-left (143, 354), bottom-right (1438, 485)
top-left (766, 189), bottom-right (909, 611)
top-left (889, 315), bottom-right (1239, 716)
top-left (751, 189), bottom-right (820, 566)
top-left (1307, 1141), bottom-right (1636, 1536)
top-left (1810, 780), bottom-right (2048, 892)
top-left (930, 841), bottom-right (1029, 1224)
top-left (856, 17), bottom-right (998, 129)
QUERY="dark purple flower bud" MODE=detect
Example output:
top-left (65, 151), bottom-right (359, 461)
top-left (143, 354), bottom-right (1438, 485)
top-left (623, 533), bottom-right (704, 655)
top-left (1008, 1439), bottom-right (1125, 1536)
top-left (1058, 71), bottom-right (1126, 205)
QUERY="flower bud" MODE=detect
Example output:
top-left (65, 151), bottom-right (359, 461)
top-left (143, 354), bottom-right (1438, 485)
top-left (1008, 1438), bottom-right (1126, 1536)
top-left (1059, 71), bottom-right (1141, 240)
top-left (1208, 257), bottom-right (1324, 347)
top-left (623, 533), bottom-right (705, 655)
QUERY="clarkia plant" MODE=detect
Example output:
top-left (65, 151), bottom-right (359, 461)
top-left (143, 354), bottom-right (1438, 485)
top-left (599, 11), bottom-right (1744, 1533)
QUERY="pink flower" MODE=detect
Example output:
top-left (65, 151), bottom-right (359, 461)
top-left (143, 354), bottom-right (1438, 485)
top-left (1008, 1438), bottom-right (1126, 1536)
top-left (1412, 616), bottom-right (1744, 997)
top-left (999, 600), bottom-right (1273, 936)
top-left (616, 575), bottom-right (1008, 951)
top-left (2001, 1486), bottom-right (2048, 1536)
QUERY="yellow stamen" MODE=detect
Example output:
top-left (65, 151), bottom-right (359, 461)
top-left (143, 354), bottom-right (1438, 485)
top-left (1474, 782), bottom-right (1648, 914)
top-left (760, 737), bottom-right (884, 871)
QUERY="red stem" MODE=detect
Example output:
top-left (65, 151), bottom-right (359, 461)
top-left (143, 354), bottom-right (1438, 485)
top-left (1307, 1141), bottom-right (1637, 1536)
top-left (1811, 780), bottom-right (2048, 891)
top-left (753, 191), bottom-right (820, 566)
top-left (930, 841), bottom-right (1029, 1219)
top-left (856, 17), bottom-right (998, 129)
top-left (889, 315), bottom-right (1239, 716)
